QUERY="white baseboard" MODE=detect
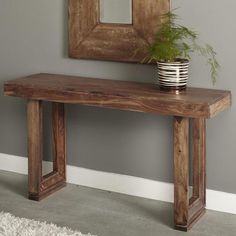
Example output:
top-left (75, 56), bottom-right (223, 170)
top-left (0, 153), bottom-right (236, 215)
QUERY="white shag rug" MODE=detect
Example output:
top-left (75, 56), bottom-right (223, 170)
top-left (0, 212), bottom-right (96, 236)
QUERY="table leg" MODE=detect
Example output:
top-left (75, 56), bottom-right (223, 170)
top-left (27, 100), bottom-right (66, 201)
top-left (173, 117), bottom-right (206, 231)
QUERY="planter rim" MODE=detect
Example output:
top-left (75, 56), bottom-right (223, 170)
top-left (157, 58), bottom-right (189, 65)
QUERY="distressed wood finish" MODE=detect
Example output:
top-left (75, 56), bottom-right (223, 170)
top-left (52, 103), bottom-right (66, 177)
top-left (68, 0), bottom-right (170, 62)
top-left (192, 118), bottom-right (206, 204)
top-left (174, 117), bottom-right (189, 228)
top-left (4, 73), bottom-right (231, 118)
top-left (4, 74), bottom-right (231, 231)
top-left (174, 117), bottom-right (206, 231)
top-left (27, 100), bottom-right (43, 197)
top-left (28, 101), bottom-right (66, 201)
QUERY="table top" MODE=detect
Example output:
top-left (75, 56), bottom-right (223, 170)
top-left (4, 73), bottom-right (231, 118)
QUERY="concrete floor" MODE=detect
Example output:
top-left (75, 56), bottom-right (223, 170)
top-left (0, 170), bottom-right (235, 236)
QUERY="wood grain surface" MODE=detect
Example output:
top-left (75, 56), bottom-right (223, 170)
top-left (174, 117), bottom-right (207, 231)
top-left (27, 100), bottom-right (43, 196)
top-left (5, 73), bottom-right (232, 230)
top-left (192, 118), bottom-right (206, 204)
top-left (68, 0), bottom-right (170, 62)
top-left (4, 73), bottom-right (231, 118)
top-left (174, 117), bottom-right (189, 228)
top-left (27, 100), bottom-right (66, 201)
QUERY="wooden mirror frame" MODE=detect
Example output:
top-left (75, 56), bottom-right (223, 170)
top-left (68, 0), bottom-right (170, 63)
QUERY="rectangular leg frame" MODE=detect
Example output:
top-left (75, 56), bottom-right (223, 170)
top-left (174, 117), bottom-right (206, 231)
top-left (27, 100), bottom-right (66, 201)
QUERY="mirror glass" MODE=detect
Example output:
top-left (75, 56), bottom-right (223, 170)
top-left (100, 0), bottom-right (132, 24)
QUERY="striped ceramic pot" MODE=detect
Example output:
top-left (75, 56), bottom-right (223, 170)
top-left (157, 59), bottom-right (189, 91)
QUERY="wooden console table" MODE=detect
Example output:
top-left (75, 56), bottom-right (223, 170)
top-left (4, 73), bottom-right (231, 231)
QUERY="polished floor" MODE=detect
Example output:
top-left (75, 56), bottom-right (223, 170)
top-left (0, 170), bottom-right (235, 236)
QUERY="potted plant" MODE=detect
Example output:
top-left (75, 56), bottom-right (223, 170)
top-left (143, 10), bottom-right (220, 91)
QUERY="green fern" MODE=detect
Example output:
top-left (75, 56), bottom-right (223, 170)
top-left (144, 10), bottom-right (220, 85)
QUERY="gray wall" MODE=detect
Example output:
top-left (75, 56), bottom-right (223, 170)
top-left (0, 0), bottom-right (235, 194)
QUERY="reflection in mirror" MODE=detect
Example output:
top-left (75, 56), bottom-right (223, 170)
top-left (100, 0), bottom-right (132, 24)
